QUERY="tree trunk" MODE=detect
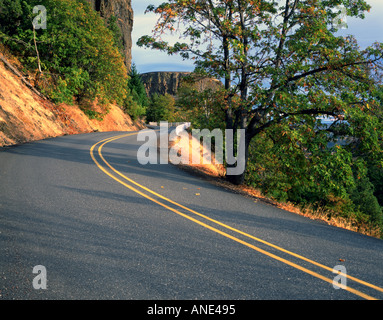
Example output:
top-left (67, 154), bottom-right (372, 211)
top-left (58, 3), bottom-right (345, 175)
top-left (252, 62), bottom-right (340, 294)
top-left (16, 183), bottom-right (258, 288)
top-left (226, 166), bottom-right (246, 185)
top-left (225, 131), bottom-right (251, 185)
top-left (33, 26), bottom-right (42, 74)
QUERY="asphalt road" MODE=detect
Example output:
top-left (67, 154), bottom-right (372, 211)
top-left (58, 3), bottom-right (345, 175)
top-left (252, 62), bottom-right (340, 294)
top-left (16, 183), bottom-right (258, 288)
top-left (1, 130), bottom-right (383, 301)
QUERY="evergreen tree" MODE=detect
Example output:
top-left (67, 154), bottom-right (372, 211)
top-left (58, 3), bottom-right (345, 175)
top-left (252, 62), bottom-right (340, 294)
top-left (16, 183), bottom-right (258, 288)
top-left (128, 63), bottom-right (149, 109)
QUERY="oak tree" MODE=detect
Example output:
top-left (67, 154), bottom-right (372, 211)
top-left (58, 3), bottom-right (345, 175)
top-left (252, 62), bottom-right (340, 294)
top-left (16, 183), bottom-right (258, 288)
top-left (138, 0), bottom-right (383, 185)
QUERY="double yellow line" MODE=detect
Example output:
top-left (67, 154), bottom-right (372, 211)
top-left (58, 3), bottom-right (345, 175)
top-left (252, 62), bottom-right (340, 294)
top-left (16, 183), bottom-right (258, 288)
top-left (90, 132), bottom-right (383, 300)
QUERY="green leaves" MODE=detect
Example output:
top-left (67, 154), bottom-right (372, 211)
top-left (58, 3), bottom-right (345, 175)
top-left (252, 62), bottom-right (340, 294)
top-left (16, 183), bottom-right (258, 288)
top-left (146, 94), bottom-right (176, 123)
top-left (1, 0), bottom-right (129, 107)
top-left (124, 64), bottom-right (148, 120)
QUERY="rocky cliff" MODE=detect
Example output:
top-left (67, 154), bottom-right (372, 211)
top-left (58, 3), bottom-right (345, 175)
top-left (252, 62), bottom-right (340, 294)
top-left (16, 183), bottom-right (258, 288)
top-left (141, 72), bottom-right (190, 97)
top-left (85, 0), bottom-right (133, 69)
top-left (141, 72), bottom-right (223, 97)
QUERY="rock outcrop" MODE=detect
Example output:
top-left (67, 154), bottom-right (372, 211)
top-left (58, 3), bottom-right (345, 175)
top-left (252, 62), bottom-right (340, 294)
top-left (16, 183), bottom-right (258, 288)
top-left (85, 0), bottom-right (133, 69)
top-left (141, 72), bottom-right (190, 97)
top-left (141, 72), bottom-right (223, 97)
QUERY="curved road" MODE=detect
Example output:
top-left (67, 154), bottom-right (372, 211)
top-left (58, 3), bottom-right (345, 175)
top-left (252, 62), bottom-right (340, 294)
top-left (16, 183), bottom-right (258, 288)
top-left (1, 130), bottom-right (383, 300)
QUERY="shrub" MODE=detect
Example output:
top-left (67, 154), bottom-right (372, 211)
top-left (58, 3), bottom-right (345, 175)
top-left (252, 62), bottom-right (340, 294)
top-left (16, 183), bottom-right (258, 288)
top-left (146, 94), bottom-right (175, 123)
top-left (351, 177), bottom-right (382, 224)
top-left (245, 123), bottom-right (383, 229)
top-left (368, 164), bottom-right (383, 206)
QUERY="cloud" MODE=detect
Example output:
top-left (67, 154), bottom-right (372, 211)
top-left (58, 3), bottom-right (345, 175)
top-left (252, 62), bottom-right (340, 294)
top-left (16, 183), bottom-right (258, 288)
top-left (132, 34), bottom-right (192, 74)
top-left (339, 0), bottom-right (383, 47)
top-left (132, 1), bottom-right (194, 73)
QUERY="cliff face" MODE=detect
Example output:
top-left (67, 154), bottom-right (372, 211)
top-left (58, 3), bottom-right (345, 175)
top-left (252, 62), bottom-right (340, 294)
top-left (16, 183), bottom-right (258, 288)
top-left (141, 72), bottom-right (191, 97)
top-left (141, 72), bottom-right (223, 97)
top-left (86, 0), bottom-right (133, 69)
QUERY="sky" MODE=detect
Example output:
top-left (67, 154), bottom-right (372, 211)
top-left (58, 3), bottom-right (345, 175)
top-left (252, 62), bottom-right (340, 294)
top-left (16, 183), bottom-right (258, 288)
top-left (131, 0), bottom-right (383, 74)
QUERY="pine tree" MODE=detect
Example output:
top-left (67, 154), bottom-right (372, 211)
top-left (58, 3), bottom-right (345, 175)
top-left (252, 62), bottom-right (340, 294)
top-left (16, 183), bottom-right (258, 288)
top-left (128, 63), bottom-right (149, 109)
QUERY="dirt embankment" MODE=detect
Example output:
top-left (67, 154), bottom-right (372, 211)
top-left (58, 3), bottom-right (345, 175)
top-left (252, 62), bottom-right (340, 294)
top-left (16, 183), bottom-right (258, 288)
top-left (0, 55), bottom-right (144, 148)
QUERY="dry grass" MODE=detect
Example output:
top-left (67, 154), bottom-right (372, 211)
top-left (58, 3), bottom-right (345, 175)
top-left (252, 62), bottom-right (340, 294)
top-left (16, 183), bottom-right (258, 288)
top-left (167, 131), bottom-right (382, 239)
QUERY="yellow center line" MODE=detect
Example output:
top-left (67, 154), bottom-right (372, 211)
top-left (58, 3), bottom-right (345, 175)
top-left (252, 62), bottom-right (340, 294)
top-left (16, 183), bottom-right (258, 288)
top-left (90, 132), bottom-right (382, 300)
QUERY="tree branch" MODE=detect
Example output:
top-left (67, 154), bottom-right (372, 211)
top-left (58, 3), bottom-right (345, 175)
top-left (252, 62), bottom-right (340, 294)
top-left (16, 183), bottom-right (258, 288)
top-left (248, 107), bottom-right (338, 138)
